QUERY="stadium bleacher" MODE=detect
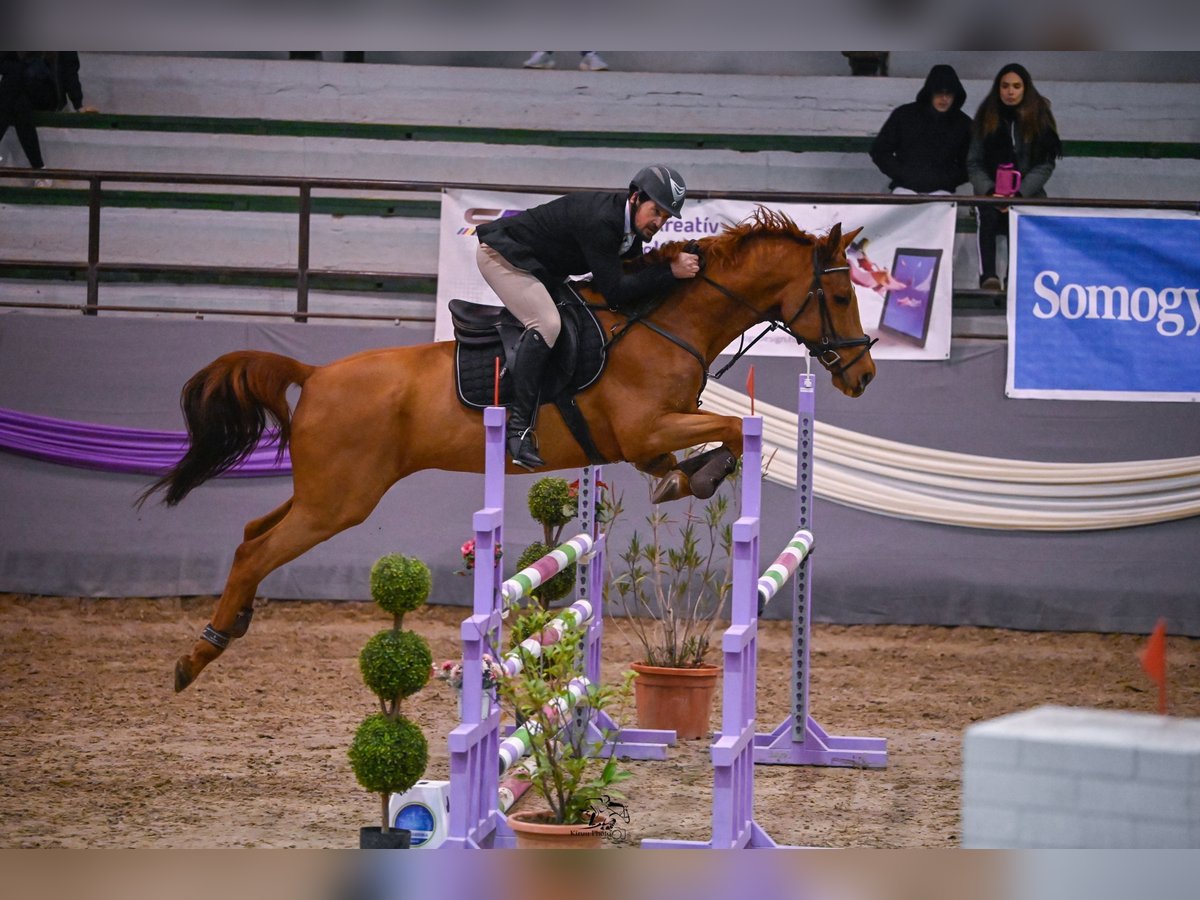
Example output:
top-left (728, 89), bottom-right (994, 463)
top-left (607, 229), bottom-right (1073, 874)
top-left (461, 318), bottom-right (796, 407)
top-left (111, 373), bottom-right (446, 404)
top-left (2, 51), bottom-right (1197, 329)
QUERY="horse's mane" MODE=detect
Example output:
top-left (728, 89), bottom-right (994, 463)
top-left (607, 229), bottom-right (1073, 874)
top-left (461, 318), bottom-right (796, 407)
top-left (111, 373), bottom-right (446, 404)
top-left (642, 206), bottom-right (821, 268)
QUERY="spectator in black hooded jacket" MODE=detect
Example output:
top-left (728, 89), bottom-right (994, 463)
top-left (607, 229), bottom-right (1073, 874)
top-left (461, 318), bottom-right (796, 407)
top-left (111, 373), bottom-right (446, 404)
top-left (870, 64), bottom-right (971, 195)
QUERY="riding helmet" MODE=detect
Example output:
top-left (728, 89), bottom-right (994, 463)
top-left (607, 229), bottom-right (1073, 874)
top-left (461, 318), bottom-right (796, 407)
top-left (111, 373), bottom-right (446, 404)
top-left (629, 165), bottom-right (687, 218)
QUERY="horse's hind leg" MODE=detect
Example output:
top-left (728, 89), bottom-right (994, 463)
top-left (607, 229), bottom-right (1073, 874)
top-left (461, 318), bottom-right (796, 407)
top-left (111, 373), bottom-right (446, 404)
top-left (222, 497), bottom-right (295, 640)
top-left (174, 493), bottom-right (381, 692)
top-left (244, 498), bottom-right (293, 542)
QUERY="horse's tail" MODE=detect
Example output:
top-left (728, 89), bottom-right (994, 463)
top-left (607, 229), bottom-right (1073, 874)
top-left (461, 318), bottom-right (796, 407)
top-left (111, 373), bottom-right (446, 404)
top-left (139, 351), bottom-right (315, 508)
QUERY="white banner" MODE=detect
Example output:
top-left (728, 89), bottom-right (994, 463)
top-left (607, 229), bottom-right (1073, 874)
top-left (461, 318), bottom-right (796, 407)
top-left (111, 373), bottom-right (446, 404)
top-left (436, 190), bottom-right (956, 360)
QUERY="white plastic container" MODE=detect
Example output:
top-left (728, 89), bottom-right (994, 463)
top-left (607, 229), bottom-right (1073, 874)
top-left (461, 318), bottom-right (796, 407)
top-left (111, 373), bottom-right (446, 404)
top-left (388, 779), bottom-right (450, 849)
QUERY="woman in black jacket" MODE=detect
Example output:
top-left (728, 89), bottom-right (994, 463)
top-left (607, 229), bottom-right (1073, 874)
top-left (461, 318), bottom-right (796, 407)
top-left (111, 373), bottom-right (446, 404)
top-left (967, 63), bottom-right (1063, 291)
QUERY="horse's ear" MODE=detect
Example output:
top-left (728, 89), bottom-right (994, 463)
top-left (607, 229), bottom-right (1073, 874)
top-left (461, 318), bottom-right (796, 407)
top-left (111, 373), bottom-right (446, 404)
top-left (826, 223), bottom-right (843, 248)
top-left (839, 226), bottom-right (864, 250)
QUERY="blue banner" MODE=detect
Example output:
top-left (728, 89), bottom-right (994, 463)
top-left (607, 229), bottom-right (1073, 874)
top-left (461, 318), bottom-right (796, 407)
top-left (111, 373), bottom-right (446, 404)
top-left (1008, 211), bottom-right (1200, 401)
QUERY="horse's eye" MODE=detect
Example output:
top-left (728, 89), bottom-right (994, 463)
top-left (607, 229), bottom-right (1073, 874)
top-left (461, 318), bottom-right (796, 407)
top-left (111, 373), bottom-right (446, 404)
top-left (833, 293), bottom-right (851, 306)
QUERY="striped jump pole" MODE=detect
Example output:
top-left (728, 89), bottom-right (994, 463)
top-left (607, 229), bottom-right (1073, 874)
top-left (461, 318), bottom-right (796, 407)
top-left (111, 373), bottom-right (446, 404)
top-left (499, 535), bottom-right (594, 606)
top-left (497, 675), bottom-right (593, 773)
top-left (499, 599), bottom-right (594, 678)
top-left (756, 530), bottom-right (814, 614)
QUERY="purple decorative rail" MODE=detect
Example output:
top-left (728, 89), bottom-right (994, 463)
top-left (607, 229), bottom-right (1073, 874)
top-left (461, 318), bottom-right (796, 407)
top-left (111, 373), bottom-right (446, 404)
top-left (0, 407), bottom-right (290, 476)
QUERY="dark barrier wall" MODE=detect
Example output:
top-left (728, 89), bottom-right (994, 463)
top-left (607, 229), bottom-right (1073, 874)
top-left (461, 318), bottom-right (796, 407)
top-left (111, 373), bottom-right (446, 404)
top-left (0, 313), bottom-right (1196, 634)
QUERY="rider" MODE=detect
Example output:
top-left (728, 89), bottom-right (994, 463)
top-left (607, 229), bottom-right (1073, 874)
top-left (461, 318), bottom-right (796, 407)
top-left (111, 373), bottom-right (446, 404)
top-left (475, 164), bottom-right (701, 469)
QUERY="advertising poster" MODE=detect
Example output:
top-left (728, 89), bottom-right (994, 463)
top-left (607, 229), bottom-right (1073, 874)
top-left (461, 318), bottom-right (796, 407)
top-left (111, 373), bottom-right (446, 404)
top-left (1007, 208), bottom-right (1200, 402)
top-left (436, 189), bottom-right (957, 361)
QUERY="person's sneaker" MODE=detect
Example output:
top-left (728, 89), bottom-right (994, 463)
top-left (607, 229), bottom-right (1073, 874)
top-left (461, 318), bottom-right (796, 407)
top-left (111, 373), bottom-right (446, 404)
top-left (523, 51), bottom-right (555, 69)
top-left (578, 51), bottom-right (609, 71)
top-left (980, 276), bottom-right (1002, 291)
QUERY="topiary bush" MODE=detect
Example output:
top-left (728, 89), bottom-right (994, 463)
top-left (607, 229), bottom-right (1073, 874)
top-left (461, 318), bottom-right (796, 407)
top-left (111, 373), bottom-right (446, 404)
top-left (370, 553), bottom-right (432, 621)
top-left (527, 476), bottom-right (577, 535)
top-left (350, 552), bottom-right (433, 836)
top-left (360, 629), bottom-right (434, 701)
top-left (349, 713), bottom-right (429, 797)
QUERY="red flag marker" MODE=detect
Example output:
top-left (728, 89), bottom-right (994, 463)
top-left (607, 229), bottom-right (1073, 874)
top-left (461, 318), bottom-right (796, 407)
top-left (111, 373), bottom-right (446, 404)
top-left (1139, 617), bottom-right (1168, 714)
top-left (494, 356), bottom-right (501, 407)
top-left (747, 365), bottom-right (756, 417)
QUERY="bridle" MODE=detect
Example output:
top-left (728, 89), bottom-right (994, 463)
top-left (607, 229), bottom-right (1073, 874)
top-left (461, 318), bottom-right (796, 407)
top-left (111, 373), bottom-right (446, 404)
top-left (600, 242), bottom-right (877, 397)
top-left (705, 245), bottom-right (878, 380)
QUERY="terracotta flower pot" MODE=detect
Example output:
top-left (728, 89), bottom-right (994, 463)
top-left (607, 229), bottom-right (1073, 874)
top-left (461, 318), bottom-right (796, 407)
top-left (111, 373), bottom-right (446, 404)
top-left (506, 809), bottom-right (604, 849)
top-left (629, 661), bottom-right (720, 740)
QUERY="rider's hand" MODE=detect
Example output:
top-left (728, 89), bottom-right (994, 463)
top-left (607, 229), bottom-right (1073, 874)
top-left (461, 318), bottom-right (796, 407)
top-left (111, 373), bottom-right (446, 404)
top-left (671, 252), bottom-right (700, 279)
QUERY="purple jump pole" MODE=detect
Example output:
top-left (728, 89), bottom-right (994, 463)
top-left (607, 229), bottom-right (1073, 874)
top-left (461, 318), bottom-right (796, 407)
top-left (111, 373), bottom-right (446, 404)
top-left (753, 373), bottom-right (887, 768)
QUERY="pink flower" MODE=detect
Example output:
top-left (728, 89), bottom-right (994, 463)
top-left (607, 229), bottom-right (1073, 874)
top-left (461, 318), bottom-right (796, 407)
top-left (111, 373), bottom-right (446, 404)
top-left (460, 537), bottom-right (502, 572)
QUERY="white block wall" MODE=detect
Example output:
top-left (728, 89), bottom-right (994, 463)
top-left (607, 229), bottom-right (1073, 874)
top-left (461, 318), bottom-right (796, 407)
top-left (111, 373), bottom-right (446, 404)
top-left (962, 705), bottom-right (1200, 848)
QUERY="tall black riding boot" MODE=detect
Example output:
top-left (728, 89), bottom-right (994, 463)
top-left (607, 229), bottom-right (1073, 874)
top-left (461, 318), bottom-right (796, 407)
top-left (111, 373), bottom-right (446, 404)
top-left (506, 329), bottom-right (553, 469)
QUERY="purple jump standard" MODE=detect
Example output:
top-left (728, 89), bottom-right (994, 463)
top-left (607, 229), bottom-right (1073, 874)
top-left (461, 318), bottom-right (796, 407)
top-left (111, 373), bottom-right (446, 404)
top-left (642, 373), bottom-right (887, 850)
top-left (442, 406), bottom-right (675, 850)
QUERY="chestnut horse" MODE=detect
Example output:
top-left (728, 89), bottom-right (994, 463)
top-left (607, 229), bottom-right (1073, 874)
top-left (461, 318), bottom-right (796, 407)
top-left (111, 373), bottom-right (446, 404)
top-left (150, 209), bottom-right (876, 692)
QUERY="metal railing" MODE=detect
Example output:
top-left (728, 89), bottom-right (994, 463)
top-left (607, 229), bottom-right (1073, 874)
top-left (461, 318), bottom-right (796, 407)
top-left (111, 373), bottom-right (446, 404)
top-left (3, 167), bottom-right (1198, 324)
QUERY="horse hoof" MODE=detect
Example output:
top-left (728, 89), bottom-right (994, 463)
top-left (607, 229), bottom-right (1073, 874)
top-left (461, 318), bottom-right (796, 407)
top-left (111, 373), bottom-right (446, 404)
top-left (174, 658), bottom-right (196, 693)
top-left (690, 449), bottom-right (737, 499)
top-left (229, 605), bottom-right (254, 639)
top-left (651, 471), bottom-right (689, 504)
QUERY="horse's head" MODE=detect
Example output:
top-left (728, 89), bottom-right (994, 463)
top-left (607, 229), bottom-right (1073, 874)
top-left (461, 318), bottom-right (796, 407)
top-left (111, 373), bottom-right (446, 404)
top-left (776, 222), bottom-right (877, 398)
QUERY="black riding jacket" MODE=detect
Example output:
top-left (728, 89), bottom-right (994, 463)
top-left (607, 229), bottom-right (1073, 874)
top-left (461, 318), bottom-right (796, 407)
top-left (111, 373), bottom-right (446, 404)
top-left (476, 191), bottom-right (676, 310)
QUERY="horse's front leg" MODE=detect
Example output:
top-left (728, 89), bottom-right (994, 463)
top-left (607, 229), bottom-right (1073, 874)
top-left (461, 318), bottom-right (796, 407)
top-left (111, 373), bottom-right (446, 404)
top-left (628, 411), bottom-right (743, 503)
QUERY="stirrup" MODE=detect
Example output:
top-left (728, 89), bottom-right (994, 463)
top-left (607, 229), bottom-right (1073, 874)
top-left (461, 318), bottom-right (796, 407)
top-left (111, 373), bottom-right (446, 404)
top-left (508, 428), bottom-right (545, 470)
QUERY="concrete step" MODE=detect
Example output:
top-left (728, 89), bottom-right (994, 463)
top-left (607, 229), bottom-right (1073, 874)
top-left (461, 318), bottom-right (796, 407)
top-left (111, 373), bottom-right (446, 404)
top-left (14, 125), bottom-right (1199, 203)
top-left (123, 51), bottom-right (1200, 83)
top-left (83, 53), bottom-right (1200, 144)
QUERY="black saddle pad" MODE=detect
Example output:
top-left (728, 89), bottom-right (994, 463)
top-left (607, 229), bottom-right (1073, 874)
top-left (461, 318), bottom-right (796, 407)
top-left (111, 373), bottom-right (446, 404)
top-left (453, 286), bottom-right (607, 410)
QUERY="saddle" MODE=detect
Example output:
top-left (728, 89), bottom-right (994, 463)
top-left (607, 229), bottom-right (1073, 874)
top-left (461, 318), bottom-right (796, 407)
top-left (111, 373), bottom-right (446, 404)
top-left (450, 283), bottom-right (609, 464)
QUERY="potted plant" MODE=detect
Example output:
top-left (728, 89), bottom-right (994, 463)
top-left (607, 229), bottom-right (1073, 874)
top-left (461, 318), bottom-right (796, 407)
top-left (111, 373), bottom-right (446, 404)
top-left (604, 466), bottom-right (737, 740)
top-left (348, 553), bottom-right (434, 849)
top-left (496, 610), bottom-right (634, 849)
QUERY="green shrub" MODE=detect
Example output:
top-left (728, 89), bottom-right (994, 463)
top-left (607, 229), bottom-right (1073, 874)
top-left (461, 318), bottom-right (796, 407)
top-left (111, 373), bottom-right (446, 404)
top-left (348, 713), bottom-right (429, 796)
top-left (369, 553), bottom-right (431, 616)
top-left (360, 629), bottom-right (432, 702)
top-left (527, 476), bottom-right (577, 531)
